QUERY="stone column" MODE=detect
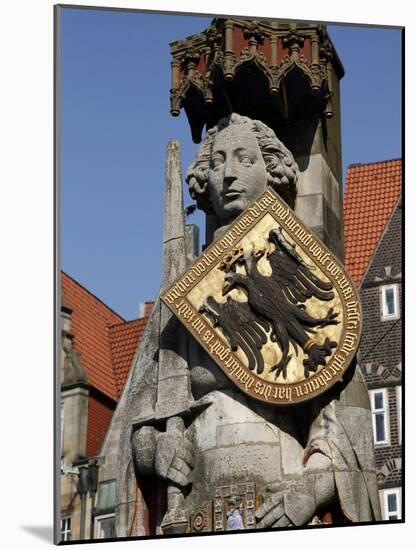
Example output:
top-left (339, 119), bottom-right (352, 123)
top-left (277, 77), bottom-right (344, 261)
top-left (61, 300), bottom-right (89, 465)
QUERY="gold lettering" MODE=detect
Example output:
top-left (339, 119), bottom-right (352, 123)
top-left (164, 286), bottom-right (181, 303)
top-left (319, 252), bottom-right (331, 265)
top-left (192, 318), bottom-right (205, 334)
top-left (202, 330), bottom-right (214, 344)
top-left (341, 331), bottom-right (357, 354)
top-left (175, 300), bottom-right (195, 322)
top-left (343, 286), bottom-right (353, 300)
top-left (225, 355), bottom-right (239, 369)
top-left (249, 205), bottom-right (261, 218)
top-left (210, 246), bottom-right (223, 259)
top-left (285, 216), bottom-right (298, 231)
top-left (209, 339), bottom-right (230, 362)
top-left (338, 276), bottom-right (349, 289)
top-left (176, 281), bottom-right (188, 293)
top-left (294, 226), bottom-right (313, 247)
top-left (321, 369), bottom-right (333, 382)
top-left (302, 378), bottom-right (321, 394)
top-left (316, 373), bottom-right (329, 387)
top-left (295, 385), bottom-right (304, 398)
top-left (274, 386), bottom-right (293, 401)
top-left (262, 384), bottom-right (271, 400)
top-left (260, 195), bottom-right (274, 209)
top-left (230, 364), bottom-right (243, 377)
top-left (236, 371), bottom-right (255, 392)
top-left (330, 353), bottom-right (345, 373)
top-left (346, 301), bottom-right (361, 327)
top-left (326, 261), bottom-right (341, 278)
top-left (270, 203), bottom-right (286, 218)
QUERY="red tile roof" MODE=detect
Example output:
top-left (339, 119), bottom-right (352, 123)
top-left (87, 394), bottom-right (116, 457)
top-left (62, 272), bottom-right (124, 400)
top-left (344, 159), bottom-right (402, 286)
top-left (62, 272), bottom-right (154, 401)
top-left (61, 271), bottom-right (153, 455)
top-left (109, 314), bottom-right (152, 398)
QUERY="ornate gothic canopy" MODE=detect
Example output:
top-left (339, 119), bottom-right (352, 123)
top-left (169, 19), bottom-right (344, 143)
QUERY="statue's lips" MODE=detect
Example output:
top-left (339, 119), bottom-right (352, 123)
top-left (222, 189), bottom-right (244, 200)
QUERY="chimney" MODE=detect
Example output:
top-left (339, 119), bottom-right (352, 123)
top-left (139, 301), bottom-right (154, 318)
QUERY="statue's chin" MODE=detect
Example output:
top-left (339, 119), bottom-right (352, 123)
top-left (219, 199), bottom-right (247, 225)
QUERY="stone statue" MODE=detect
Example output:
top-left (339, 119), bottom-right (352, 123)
top-left (186, 113), bottom-right (298, 226)
top-left (116, 114), bottom-right (380, 537)
top-left (226, 498), bottom-right (245, 531)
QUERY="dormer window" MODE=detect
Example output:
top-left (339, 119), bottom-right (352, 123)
top-left (381, 284), bottom-right (399, 320)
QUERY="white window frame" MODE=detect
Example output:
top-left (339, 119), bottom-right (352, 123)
top-left (380, 284), bottom-right (400, 320)
top-left (369, 388), bottom-right (390, 445)
top-left (396, 385), bottom-right (402, 444)
top-left (61, 516), bottom-right (71, 541)
top-left (382, 488), bottom-right (401, 520)
top-left (94, 513), bottom-right (116, 539)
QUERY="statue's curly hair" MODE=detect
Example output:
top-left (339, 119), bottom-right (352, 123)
top-left (185, 113), bottom-right (298, 213)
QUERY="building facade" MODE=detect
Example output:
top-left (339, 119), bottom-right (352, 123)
top-left (344, 159), bottom-right (402, 520)
top-left (60, 271), bottom-right (152, 541)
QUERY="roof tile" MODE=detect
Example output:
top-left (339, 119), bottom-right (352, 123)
top-left (61, 272), bottom-right (153, 454)
top-left (62, 272), bottom-right (124, 400)
top-left (344, 159), bottom-right (402, 286)
top-left (109, 314), bottom-right (152, 398)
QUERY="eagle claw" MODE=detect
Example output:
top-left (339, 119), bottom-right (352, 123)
top-left (270, 354), bottom-right (292, 379)
top-left (303, 337), bottom-right (337, 377)
top-left (318, 307), bottom-right (339, 327)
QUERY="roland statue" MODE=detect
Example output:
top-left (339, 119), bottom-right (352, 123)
top-left (116, 114), bottom-right (380, 535)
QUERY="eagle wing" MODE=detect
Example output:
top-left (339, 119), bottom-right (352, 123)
top-left (267, 228), bottom-right (334, 305)
top-left (200, 296), bottom-right (270, 375)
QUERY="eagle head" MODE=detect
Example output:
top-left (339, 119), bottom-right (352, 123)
top-left (222, 272), bottom-right (243, 296)
top-left (268, 227), bottom-right (282, 246)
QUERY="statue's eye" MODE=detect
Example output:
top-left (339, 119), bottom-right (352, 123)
top-left (212, 155), bottom-right (224, 168)
top-left (240, 156), bottom-right (253, 166)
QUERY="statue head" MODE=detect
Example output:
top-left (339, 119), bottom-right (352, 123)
top-left (186, 113), bottom-right (298, 226)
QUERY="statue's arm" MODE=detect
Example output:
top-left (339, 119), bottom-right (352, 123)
top-left (131, 424), bottom-right (193, 487)
top-left (302, 427), bottom-right (337, 510)
top-left (255, 405), bottom-right (336, 529)
top-left (255, 445), bottom-right (336, 528)
top-left (131, 426), bottom-right (158, 476)
top-left (301, 362), bottom-right (380, 521)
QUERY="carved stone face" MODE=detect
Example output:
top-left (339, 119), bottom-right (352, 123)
top-left (208, 125), bottom-right (268, 225)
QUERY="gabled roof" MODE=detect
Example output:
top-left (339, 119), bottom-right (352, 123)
top-left (109, 316), bottom-right (151, 399)
top-left (362, 196), bottom-right (402, 285)
top-left (62, 272), bottom-right (124, 400)
top-left (344, 159), bottom-right (402, 286)
top-left (62, 271), bottom-right (153, 402)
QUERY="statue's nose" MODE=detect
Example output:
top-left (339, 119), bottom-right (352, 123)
top-left (224, 159), bottom-right (237, 184)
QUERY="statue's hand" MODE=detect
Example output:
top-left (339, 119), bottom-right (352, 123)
top-left (255, 482), bottom-right (316, 528)
top-left (155, 432), bottom-right (194, 487)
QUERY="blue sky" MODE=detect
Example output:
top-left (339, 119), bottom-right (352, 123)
top-left (60, 7), bottom-right (402, 320)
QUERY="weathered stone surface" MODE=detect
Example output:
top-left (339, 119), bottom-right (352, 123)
top-left (116, 115), bottom-right (380, 536)
top-left (187, 113), bottom-right (299, 242)
top-left (295, 157), bottom-right (343, 260)
top-left (116, 140), bottom-right (193, 536)
top-left (61, 386), bottom-right (88, 465)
